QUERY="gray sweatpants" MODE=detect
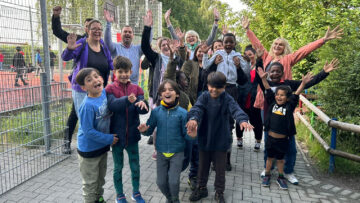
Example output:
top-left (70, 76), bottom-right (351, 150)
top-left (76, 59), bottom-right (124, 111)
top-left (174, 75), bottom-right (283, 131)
top-left (156, 152), bottom-right (184, 202)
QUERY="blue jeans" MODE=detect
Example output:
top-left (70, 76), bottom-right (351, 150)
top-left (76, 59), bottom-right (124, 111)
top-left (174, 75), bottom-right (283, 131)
top-left (263, 131), bottom-right (297, 174)
top-left (0, 62), bottom-right (3, 70)
top-left (72, 89), bottom-right (87, 117)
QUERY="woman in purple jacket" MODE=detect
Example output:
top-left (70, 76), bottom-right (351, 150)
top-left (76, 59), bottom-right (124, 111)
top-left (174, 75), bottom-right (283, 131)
top-left (62, 19), bottom-right (113, 115)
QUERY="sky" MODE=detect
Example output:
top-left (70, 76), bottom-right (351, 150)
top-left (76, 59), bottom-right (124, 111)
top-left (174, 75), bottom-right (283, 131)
top-left (219, 0), bottom-right (248, 12)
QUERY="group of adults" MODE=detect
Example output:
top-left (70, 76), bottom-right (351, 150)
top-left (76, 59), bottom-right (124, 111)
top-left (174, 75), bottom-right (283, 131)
top-left (52, 4), bottom-right (342, 187)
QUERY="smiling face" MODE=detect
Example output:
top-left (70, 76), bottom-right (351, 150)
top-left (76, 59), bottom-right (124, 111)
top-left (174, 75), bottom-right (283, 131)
top-left (160, 82), bottom-right (179, 104)
top-left (186, 34), bottom-right (198, 45)
top-left (207, 84), bottom-right (225, 99)
top-left (115, 69), bottom-right (132, 84)
top-left (272, 39), bottom-right (285, 56)
top-left (81, 71), bottom-right (104, 97)
top-left (275, 89), bottom-right (288, 105)
top-left (88, 22), bottom-right (102, 42)
top-left (223, 35), bottom-right (236, 54)
top-left (121, 26), bottom-right (134, 46)
top-left (160, 39), bottom-right (170, 56)
top-left (196, 45), bottom-right (205, 62)
top-left (245, 50), bottom-right (256, 63)
top-left (269, 65), bottom-right (284, 82)
top-left (213, 41), bottom-right (223, 52)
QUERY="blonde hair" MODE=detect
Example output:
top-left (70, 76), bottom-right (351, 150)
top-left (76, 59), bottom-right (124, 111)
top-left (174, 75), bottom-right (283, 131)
top-left (185, 30), bottom-right (200, 43)
top-left (269, 37), bottom-right (292, 58)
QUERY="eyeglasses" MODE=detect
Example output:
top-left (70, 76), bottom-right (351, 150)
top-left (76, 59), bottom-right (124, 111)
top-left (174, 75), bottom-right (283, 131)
top-left (90, 28), bottom-right (103, 32)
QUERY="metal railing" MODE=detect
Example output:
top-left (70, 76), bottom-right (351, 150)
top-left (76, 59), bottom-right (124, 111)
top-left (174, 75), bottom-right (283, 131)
top-left (296, 94), bottom-right (360, 172)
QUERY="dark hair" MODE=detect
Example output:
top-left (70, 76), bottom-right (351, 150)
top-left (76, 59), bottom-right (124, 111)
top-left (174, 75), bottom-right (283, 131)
top-left (158, 80), bottom-right (180, 96)
top-left (244, 44), bottom-right (256, 54)
top-left (84, 18), bottom-right (93, 23)
top-left (269, 62), bottom-right (284, 72)
top-left (88, 19), bottom-right (102, 30)
top-left (193, 43), bottom-right (204, 62)
top-left (113, 56), bottom-right (132, 71)
top-left (275, 85), bottom-right (292, 98)
top-left (16, 46), bottom-right (21, 51)
top-left (207, 72), bottom-right (226, 88)
top-left (211, 40), bottom-right (223, 51)
top-left (223, 33), bottom-right (236, 42)
top-left (76, 67), bottom-right (100, 86)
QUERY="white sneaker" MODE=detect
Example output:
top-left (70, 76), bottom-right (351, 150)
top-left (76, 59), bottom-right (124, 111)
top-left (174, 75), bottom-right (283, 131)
top-left (237, 139), bottom-right (243, 148)
top-left (284, 173), bottom-right (299, 185)
top-left (254, 142), bottom-right (261, 151)
top-left (260, 169), bottom-right (266, 178)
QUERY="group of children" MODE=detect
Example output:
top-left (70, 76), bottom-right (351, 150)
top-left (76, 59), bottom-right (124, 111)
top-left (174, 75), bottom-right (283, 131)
top-left (73, 13), bottom-right (341, 203)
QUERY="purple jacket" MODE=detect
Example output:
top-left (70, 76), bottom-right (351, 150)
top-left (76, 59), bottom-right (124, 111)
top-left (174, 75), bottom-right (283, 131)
top-left (62, 37), bottom-right (113, 92)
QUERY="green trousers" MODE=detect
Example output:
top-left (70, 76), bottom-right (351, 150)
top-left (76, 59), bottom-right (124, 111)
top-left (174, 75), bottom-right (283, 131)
top-left (112, 142), bottom-right (140, 195)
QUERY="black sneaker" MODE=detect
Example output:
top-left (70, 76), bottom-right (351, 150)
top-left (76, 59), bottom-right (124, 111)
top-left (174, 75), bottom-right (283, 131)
top-left (188, 177), bottom-right (197, 190)
top-left (189, 187), bottom-right (208, 201)
top-left (147, 136), bottom-right (153, 145)
top-left (62, 143), bottom-right (71, 154)
top-left (215, 192), bottom-right (225, 203)
top-left (226, 162), bottom-right (232, 171)
top-left (14, 83), bottom-right (20, 87)
top-left (23, 82), bottom-right (28, 86)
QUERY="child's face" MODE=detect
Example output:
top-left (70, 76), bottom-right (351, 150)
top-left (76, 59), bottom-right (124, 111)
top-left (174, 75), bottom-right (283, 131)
top-left (223, 36), bottom-right (236, 54)
top-left (213, 41), bottom-right (223, 52)
top-left (207, 85), bottom-right (225, 99)
top-left (160, 83), bottom-right (179, 104)
top-left (81, 71), bottom-right (104, 97)
top-left (269, 65), bottom-right (284, 82)
top-left (275, 89), bottom-right (288, 105)
top-left (115, 69), bottom-right (132, 84)
top-left (245, 50), bottom-right (255, 62)
top-left (178, 72), bottom-right (189, 90)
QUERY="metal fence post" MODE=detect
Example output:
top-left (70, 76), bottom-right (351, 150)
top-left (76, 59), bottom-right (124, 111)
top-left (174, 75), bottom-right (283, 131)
top-left (29, 6), bottom-right (35, 65)
top-left (40, 73), bottom-right (51, 153)
top-left (329, 118), bottom-right (338, 173)
top-left (309, 101), bottom-right (316, 140)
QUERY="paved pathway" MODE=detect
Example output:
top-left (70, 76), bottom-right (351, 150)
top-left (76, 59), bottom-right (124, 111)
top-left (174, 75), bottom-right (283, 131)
top-left (1, 114), bottom-right (359, 203)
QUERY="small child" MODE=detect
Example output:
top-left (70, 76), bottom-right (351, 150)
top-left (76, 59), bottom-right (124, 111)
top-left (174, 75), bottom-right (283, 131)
top-left (138, 80), bottom-right (195, 203)
top-left (105, 56), bottom-right (149, 203)
top-left (187, 72), bottom-right (253, 203)
top-left (258, 69), bottom-right (313, 189)
top-left (75, 68), bottom-right (118, 203)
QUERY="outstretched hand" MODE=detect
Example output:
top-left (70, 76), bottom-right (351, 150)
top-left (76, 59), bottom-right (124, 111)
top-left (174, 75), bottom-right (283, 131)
top-left (323, 58), bottom-right (340, 73)
top-left (143, 10), bottom-right (153, 27)
top-left (186, 120), bottom-right (198, 138)
top-left (302, 72), bottom-right (314, 85)
top-left (324, 25), bottom-right (343, 42)
top-left (66, 33), bottom-right (82, 50)
top-left (175, 27), bottom-right (185, 42)
top-left (254, 46), bottom-right (264, 58)
top-left (256, 68), bottom-right (268, 79)
top-left (213, 8), bottom-right (220, 22)
top-left (165, 8), bottom-right (171, 24)
top-left (222, 24), bottom-right (228, 35)
top-left (135, 101), bottom-right (148, 111)
top-left (241, 16), bottom-right (250, 30)
top-left (53, 6), bottom-right (62, 17)
top-left (215, 55), bottom-right (223, 65)
top-left (104, 9), bottom-right (114, 23)
top-left (137, 123), bottom-right (150, 133)
top-left (239, 122), bottom-right (254, 131)
top-left (201, 43), bottom-right (212, 54)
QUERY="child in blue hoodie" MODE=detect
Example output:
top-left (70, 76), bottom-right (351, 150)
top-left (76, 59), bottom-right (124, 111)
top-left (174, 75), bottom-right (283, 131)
top-left (75, 68), bottom-right (119, 203)
top-left (138, 80), bottom-right (196, 203)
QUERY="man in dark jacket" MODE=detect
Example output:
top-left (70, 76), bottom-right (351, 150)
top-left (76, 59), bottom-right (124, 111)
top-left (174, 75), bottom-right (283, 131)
top-left (13, 47), bottom-right (28, 87)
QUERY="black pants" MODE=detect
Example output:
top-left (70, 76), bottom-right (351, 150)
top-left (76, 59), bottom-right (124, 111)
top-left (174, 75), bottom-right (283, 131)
top-left (65, 102), bottom-right (78, 146)
top-left (197, 150), bottom-right (226, 194)
top-left (14, 67), bottom-right (26, 84)
top-left (225, 84), bottom-right (239, 131)
top-left (236, 106), bottom-right (263, 141)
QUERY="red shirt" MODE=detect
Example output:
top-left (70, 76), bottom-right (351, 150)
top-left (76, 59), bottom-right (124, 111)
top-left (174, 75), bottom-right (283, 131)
top-left (0, 53), bottom-right (3, 62)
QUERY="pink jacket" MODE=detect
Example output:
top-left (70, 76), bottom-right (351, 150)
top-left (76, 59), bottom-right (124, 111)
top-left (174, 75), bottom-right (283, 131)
top-left (246, 29), bottom-right (325, 109)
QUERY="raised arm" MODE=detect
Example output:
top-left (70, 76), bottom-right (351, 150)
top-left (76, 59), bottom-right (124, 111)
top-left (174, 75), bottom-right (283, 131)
top-left (141, 10), bottom-right (158, 66)
top-left (61, 33), bottom-right (83, 61)
top-left (205, 8), bottom-right (219, 46)
top-left (201, 44), bottom-right (217, 69)
top-left (165, 9), bottom-right (180, 40)
top-left (104, 10), bottom-right (117, 56)
top-left (242, 16), bottom-right (268, 60)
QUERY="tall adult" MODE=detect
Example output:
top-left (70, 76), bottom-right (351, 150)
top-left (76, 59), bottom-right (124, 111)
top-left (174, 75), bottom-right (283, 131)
top-left (242, 16), bottom-right (343, 184)
top-left (62, 19), bottom-right (113, 124)
top-left (165, 8), bottom-right (219, 60)
top-left (104, 10), bottom-right (152, 84)
top-left (51, 6), bottom-right (93, 154)
top-left (13, 46), bottom-right (28, 87)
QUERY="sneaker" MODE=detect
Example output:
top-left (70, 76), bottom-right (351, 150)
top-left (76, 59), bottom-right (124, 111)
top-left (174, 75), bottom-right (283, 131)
top-left (147, 136), bottom-right (153, 145)
top-left (254, 142), bottom-right (261, 152)
top-left (188, 177), bottom-right (197, 190)
top-left (23, 82), bottom-right (28, 86)
top-left (260, 169), bottom-right (266, 178)
top-left (151, 151), bottom-right (157, 160)
top-left (131, 192), bottom-right (145, 203)
top-left (262, 175), bottom-right (271, 187)
top-left (284, 173), bottom-right (299, 185)
top-left (14, 83), bottom-right (20, 87)
top-left (226, 162), bottom-right (232, 171)
top-left (237, 139), bottom-right (243, 148)
top-left (277, 177), bottom-right (288, 190)
top-left (97, 196), bottom-right (106, 203)
top-left (214, 192), bottom-right (225, 203)
top-left (115, 194), bottom-right (127, 203)
top-left (211, 163), bottom-right (215, 171)
top-left (62, 143), bottom-right (71, 154)
top-left (189, 187), bottom-right (208, 201)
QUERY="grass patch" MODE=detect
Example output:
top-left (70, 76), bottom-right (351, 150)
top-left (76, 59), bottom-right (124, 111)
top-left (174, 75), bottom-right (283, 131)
top-left (296, 119), bottom-right (360, 174)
